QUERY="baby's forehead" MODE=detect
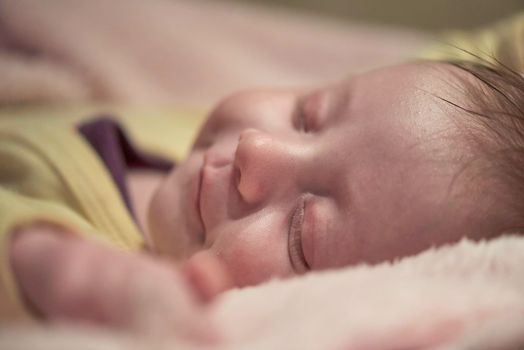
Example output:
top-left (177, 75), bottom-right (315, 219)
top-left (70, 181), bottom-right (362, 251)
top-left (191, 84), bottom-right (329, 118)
top-left (331, 62), bottom-right (467, 115)
top-left (348, 61), bottom-right (467, 91)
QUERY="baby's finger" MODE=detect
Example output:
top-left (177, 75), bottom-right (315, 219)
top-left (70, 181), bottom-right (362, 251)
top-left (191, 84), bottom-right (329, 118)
top-left (181, 251), bottom-right (234, 303)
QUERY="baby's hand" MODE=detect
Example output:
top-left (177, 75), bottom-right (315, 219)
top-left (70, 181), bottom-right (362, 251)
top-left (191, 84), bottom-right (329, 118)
top-left (9, 224), bottom-right (228, 341)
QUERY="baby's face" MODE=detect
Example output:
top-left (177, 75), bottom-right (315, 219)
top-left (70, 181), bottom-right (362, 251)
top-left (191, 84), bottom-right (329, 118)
top-left (149, 62), bottom-right (495, 286)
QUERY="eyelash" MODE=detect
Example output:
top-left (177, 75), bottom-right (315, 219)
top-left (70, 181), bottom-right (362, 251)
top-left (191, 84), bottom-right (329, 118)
top-left (294, 99), bottom-right (311, 133)
top-left (288, 197), bottom-right (310, 273)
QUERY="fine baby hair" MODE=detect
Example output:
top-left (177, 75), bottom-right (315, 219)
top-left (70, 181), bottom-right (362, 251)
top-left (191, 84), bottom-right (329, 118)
top-left (439, 56), bottom-right (524, 233)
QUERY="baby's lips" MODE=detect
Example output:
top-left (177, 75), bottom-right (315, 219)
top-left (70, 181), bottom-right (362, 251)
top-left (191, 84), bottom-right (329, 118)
top-left (181, 251), bottom-right (234, 303)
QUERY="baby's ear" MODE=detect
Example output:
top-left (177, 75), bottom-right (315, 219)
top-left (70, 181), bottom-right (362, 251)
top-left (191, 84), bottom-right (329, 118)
top-left (181, 251), bottom-right (234, 303)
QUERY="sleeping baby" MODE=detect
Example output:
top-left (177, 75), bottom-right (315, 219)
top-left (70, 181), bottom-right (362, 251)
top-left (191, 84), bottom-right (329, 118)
top-left (3, 14), bottom-right (524, 340)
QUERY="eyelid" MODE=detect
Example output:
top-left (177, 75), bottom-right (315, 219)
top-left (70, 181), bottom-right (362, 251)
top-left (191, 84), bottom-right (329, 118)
top-left (288, 196), bottom-right (310, 273)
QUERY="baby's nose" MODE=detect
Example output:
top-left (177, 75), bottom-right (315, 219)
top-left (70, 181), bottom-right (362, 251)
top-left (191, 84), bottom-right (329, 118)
top-left (234, 128), bottom-right (296, 205)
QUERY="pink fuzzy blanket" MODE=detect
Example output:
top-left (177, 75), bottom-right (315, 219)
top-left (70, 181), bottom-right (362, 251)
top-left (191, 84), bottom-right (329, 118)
top-left (2, 236), bottom-right (524, 349)
top-left (0, 0), bottom-right (428, 106)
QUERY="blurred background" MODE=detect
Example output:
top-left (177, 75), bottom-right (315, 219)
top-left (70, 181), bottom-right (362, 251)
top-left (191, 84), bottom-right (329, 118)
top-left (231, 0), bottom-right (523, 31)
top-left (0, 0), bottom-right (522, 108)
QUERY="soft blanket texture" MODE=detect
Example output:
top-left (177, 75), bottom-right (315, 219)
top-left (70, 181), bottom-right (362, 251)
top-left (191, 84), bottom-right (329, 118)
top-left (0, 0), bottom-right (429, 106)
top-left (1, 235), bottom-right (524, 349)
top-left (213, 236), bottom-right (524, 349)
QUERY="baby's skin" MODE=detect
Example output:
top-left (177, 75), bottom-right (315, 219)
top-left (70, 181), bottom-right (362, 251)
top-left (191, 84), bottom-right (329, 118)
top-left (149, 61), bottom-right (509, 286)
top-left (10, 62), bottom-right (511, 334)
top-left (10, 223), bottom-right (231, 340)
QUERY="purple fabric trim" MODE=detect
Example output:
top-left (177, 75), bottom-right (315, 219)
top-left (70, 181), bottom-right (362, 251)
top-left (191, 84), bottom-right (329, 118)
top-left (78, 116), bottom-right (174, 222)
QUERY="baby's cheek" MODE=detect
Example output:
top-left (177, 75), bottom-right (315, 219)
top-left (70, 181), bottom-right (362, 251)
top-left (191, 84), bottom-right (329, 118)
top-left (192, 124), bottom-right (214, 149)
top-left (223, 249), bottom-right (266, 287)
top-left (210, 231), bottom-right (292, 287)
